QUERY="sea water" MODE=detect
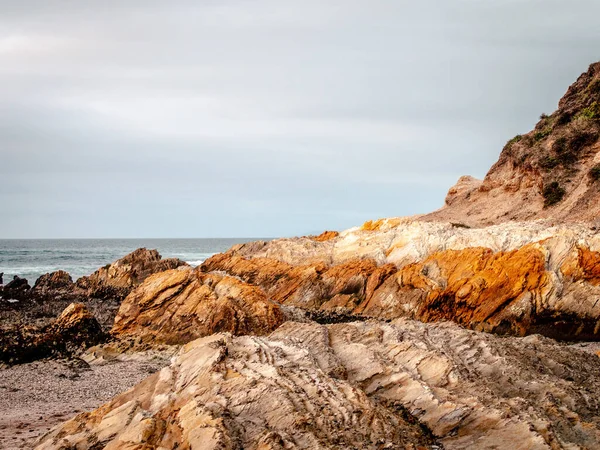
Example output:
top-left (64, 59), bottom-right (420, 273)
top-left (0, 238), bottom-right (266, 284)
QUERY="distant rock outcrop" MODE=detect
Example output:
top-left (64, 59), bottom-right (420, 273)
top-left (36, 319), bottom-right (600, 449)
top-left (76, 248), bottom-right (187, 300)
top-left (1, 275), bottom-right (31, 300)
top-left (0, 303), bottom-right (106, 364)
top-left (112, 267), bottom-right (285, 345)
top-left (425, 62), bottom-right (600, 226)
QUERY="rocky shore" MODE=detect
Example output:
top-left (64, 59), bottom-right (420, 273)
top-left (2, 62), bottom-right (600, 449)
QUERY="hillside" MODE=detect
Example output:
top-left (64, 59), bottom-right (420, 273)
top-left (425, 62), bottom-right (600, 226)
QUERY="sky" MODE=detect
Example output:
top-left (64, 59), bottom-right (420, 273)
top-left (1, 0), bottom-right (599, 238)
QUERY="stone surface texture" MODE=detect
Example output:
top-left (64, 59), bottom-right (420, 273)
top-left (36, 320), bottom-right (600, 449)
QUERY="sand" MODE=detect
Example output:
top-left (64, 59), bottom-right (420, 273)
top-left (0, 356), bottom-right (170, 449)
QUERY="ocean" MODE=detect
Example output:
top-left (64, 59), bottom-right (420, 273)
top-left (0, 238), bottom-right (266, 285)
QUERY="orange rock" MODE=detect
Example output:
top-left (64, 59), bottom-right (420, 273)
top-left (561, 246), bottom-right (600, 285)
top-left (361, 217), bottom-right (403, 232)
top-left (76, 248), bottom-right (187, 299)
top-left (203, 255), bottom-right (379, 312)
top-left (310, 230), bottom-right (339, 241)
top-left (112, 267), bottom-right (284, 344)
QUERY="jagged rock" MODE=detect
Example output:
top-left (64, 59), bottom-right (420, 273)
top-left (33, 271), bottom-right (74, 293)
top-left (0, 275), bottom-right (31, 301)
top-left (425, 61), bottom-right (600, 226)
top-left (111, 267), bottom-right (285, 345)
top-left (28, 270), bottom-right (84, 303)
top-left (202, 220), bottom-right (600, 340)
top-left (0, 303), bottom-right (106, 365)
top-left (36, 319), bottom-right (600, 449)
top-left (76, 248), bottom-right (187, 300)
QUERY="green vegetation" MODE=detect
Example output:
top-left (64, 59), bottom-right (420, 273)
top-left (542, 181), bottom-right (566, 207)
top-left (588, 78), bottom-right (600, 96)
top-left (590, 164), bottom-right (600, 182)
top-left (539, 113), bottom-right (549, 120)
top-left (579, 102), bottom-right (600, 120)
top-left (555, 112), bottom-right (572, 126)
top-left (534, 128), bottom-right (552, 142)
top-left (539, 156), bottom-right (559, 169)
top-left (503, 134), bottom-right (522, 152)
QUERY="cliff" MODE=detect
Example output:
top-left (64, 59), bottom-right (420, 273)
top-left (425, 62), bottom-right (600, 226)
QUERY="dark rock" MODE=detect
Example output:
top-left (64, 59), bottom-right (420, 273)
top-left (0, 303), bottom-right (107, 365)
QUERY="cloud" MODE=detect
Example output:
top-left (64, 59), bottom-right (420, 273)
top-left (1, 0), bottom-right (599, 237)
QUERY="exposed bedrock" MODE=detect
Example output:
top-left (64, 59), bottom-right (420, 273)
top-left (36, 319), bottom-right (600, 449)
top-left (202, 220), bottom-right (600, 340)
top-left (112, 266), bottom-right (285, 345)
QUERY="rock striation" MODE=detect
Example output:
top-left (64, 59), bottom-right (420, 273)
top-left (112, 266), bottom-right (285, 345)
top-left (202, 220), bottom-right (600, 340)
top-left (76, 248), bottom-right (187, 300)
top-left (36, 319), bottom-right (600, 449)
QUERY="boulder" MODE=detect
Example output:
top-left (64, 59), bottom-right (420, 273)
top-left (0, 303), bottom-right (106, 364)
top-left (33, 270), bottom-right (74, 292)
top-left (76, 248), bottom-right (187, 300)
top-left (0, 275), bottom-right (31, 301)
top-left (112, 267), bottom-right (285, 345)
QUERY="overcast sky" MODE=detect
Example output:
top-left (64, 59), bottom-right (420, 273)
top-left (1, 1), bottom-right (599, 238)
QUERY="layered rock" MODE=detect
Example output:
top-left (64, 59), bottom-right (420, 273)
top-left (203, 220), bottom-right (600, 340)
top-left (0, 303), bottom-right (106, 364)
top-left (425, 62), bottom-right (600, 226)
top-left (76, 248), bottom-right (187, 300)
top-left (36, 319), bottom-right (600, 449)
top-left (112, 266), bottom-right (285, 345)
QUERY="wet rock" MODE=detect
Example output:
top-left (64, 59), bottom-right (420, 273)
top-left (0, 303), bottom-right (107, 365)
top-left (1, 275), bottom-right (31, 301)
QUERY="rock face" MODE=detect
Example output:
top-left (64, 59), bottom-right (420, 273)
top-left (112, 267), bottom-right (285, 345)
top-left (0, 303), bottom-right (106, 364)
top-left (76, 248), bottom-right (187, 300)
top-left (36, 319), bottom-right (600, 449)
top-left (425, 62), bottom-right (600, 226)
top-left (202, 220), bottom-right (600, 340)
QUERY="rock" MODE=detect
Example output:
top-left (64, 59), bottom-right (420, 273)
top-left (32, 271), bottom-right (74, 293)
top-left (35, 319), bottom-right (600, 449)
top-left (28, 271), bottom-right (83, 303)
top-left (0, 303), bottom-right (107, 365)
top-left (309, 230), bottom-right (340, 241)
top-left (76, 248), bottom-right (187, 300)
top-left (424, 61), bottom-right (600, 226)
top-left (111, 266), bottom-right (285, 345)
top-left (202, 221), bottom-right (600, 340)
top-left (1, 275), bottom-right (31, 301)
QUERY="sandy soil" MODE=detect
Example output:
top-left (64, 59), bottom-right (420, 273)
top-left (0, 356), bottom-right (170, 449)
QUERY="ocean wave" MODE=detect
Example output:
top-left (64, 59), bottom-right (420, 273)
top-left (186, 260), bottom-right (207, 267)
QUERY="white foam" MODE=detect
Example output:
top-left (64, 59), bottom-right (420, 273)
top-left (186, 260), bottom-right (206, 267)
